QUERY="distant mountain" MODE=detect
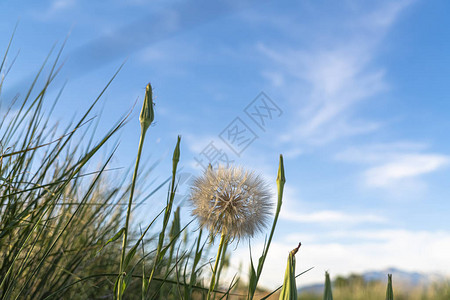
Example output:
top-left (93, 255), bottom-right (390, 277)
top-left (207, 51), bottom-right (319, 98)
top-left (298, 268), bottom-right (446, 294)
top-left (298, 283), bottom-right (323, 294)
top-left (363, 267), bottom-right (430, 285)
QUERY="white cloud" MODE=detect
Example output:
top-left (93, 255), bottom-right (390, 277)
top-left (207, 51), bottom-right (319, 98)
top-left (278, 185), bottom-right (386, 225)
top-left (336, 142), bottom-right (429, 163)
top-left (362, 0), bottom-right (415, 29)
top-left (259, 43), bottom-right (386, 145)
top-left (336, 142), bottom-right (450, 189)
top-left (281, 209), bottom-right (386, 224)
top-left (258, 1), bottom-right (414, 145)
top-left (364, 154), bottom-right (449, 187)
top-left (230, 228), bottom-right (450, 288)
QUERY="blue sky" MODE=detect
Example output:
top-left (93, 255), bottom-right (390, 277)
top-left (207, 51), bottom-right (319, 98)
top-left (2, 0), bottom-right (450, 288)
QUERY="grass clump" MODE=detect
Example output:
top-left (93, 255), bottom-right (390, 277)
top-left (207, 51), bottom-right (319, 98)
top-left (0, 42), bottom-right (130, 298)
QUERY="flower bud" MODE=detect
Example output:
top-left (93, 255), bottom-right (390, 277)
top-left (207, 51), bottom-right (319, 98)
top-left (140, 83), bottom-right (154, 133)
top-left (172, 135), bottom-right (181, 171)
top-left (277, 154), bottom-right (286, 185)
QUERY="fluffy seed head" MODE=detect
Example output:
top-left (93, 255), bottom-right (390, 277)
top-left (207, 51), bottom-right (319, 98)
top-left (190, 166), bottom-right (273, 240)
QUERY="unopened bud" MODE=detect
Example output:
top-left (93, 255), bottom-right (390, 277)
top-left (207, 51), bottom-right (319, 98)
top-left (140, 83), bottom-right (154, 133)
top-left (277, 154), bottom-right (286, 184)
top-left (173, 135), bottom-right (181, 165)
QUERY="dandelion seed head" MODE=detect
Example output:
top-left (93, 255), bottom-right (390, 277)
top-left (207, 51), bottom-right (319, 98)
top-left (189, 165), bottom-right (273, 240)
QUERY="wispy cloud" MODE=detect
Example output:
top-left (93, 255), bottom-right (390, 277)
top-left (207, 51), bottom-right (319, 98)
top-left (257, 1), bottom-right (414, 148)
top-left (364, 154), bottom-right (449, 187)
top-left (361, 0), bottom-right (415, 29)
top-left (278, 185), bottom-right (386, 225)
top-left (281, 209), bottom-right (386, 224)
top-left (336, 142), bottom-right (450, 189)
top-left (259, 42), bottom-right (386, 145)
top-left (336, 142), bottom-right (429, 163)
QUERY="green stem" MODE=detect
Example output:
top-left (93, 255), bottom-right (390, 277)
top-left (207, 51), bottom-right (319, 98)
top-left (118, 129), bottom-right (146, 300)
top-left (207, 231), bottom-right (227, 300)
top-left (247, 154), bottom-right (285, 300)
top-left (145, 136), bottom-right (180, 299)
top-left (215, 241), bottom-right (228, 291)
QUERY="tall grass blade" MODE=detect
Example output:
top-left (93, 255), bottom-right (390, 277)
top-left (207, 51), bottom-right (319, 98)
top-left (146, 135), bottom-right (181, 298)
